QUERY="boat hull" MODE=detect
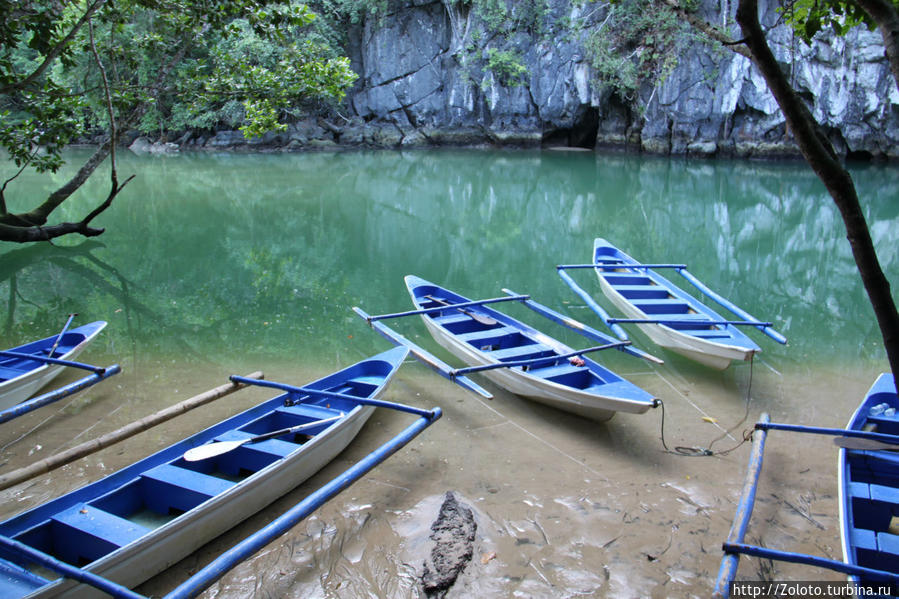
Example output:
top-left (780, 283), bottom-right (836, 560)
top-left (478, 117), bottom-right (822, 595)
top-left (838, 373), bottom-right (899, 586)
top-left (0, 322), bottom-right (108, 411)
top-left (0, 347), bottom-right (407, 599)
top-left (592, 239), bottom-right (758, 370)
top-left (406, 275), bottom-right (656, 422)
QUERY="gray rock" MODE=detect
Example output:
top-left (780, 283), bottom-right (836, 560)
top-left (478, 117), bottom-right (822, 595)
top-left (421, 492), bottom-right (477, 598)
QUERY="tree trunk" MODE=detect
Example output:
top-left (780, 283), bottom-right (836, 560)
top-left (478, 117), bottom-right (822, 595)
top-left (736, 0), bottom-right (899, 389)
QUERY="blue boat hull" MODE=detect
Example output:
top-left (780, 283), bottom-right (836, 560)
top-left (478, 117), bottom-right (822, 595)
top-left (0, 346), bottom-right (408, 599)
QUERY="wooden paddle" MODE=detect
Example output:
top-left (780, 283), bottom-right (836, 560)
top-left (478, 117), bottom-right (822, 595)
top-left (183, 414), bottom-right (344, 462)
top-left (833, 436), bottom-right (899, 451)
top-left (48, 313), bottom-right (77, 357)
top-left (424, 295), bottom-right (497, 326)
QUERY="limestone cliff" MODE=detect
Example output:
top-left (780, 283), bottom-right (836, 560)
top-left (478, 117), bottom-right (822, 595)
top-left (338, 0), bottom-right (898, 159)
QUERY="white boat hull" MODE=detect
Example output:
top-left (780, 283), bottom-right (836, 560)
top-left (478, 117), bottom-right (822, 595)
top-left (26, 404), bottom-right (375, 599)
top-left (0, 325), bottom-right (107, 412)
top-left (596, 276), bottom-right (755, 370)
top-left (421, 317), bottom-right (649, 422)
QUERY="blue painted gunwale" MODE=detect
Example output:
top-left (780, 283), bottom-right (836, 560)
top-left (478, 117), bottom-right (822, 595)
top-left (0, 346), bottom-right (408, 599)
top-left (0, 322), bottom-right (108, 410)
top-left (839, 373), bottom-right (899, 585)
top-left (404, 275), bottom-right (656, 421)
top-left (592, 238), bottom-right (759, 367)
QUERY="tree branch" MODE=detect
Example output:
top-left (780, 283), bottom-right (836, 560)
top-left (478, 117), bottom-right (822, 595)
top-left (660, 0), bottom-right (753, 58)
top-left (0, 0), bottom-right (109, 95)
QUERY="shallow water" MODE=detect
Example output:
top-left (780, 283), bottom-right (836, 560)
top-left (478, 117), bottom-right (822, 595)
top-left (0, 149), bottom-right (897, 597)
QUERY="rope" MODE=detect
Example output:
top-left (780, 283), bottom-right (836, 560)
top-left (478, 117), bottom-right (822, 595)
top-left (658, 354), bottom-right (756, 457)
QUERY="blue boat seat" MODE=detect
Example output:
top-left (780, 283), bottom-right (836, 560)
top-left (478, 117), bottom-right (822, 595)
top-left (211, 429), bottom-right (300, 458)
top-left (458, 326), bottom-right (517, 344)
top-left (488, 344), bottom-right (552, 361)
top-left (851, 527), bottom-right (878, 552)
top-left (630, 299), bottom-right (691, 315)
top-left (141, 464), bottom-right (235, 514)
top-left (615, 284), bottom-right (670, 300)
top-left (431, 313), bottom-right (472, 326)
top-left (877, 531), bottom-right (899, 556)
top-left (0, 366), bottom-right (25, 380)
top-left (48, 502), bottom-right (150, 563)
top-left (276, 404), bottom-right (343, 421)
top-left (869, 483), bottom-right (899, 504)
top-left (602, 273), bottom-right (653, 286)
top-left (527, 363), bottom-right (584, 379)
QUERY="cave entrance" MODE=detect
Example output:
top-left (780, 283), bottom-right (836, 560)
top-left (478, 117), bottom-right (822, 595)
top-left (541, 106), bottom-right (599, 149)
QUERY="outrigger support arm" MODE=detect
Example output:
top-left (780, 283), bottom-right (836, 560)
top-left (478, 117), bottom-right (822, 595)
top-left (352, 306), bottom-right (493, 399)
top-left (500, 288), bottom-right (663, 364)
top-left (228, 374), bottom-right (438, 419)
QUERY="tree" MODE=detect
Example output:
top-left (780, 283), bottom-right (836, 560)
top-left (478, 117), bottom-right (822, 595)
top-left (0, 0), bottom-right (356, 243)
top-left (646, 0), bottom-right (899, 386)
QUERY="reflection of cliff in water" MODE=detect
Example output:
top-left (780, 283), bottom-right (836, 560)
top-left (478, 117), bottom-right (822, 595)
top-left (1, 150), bottom-right (895, 366)
top-left (348, 151), bottom-right (897, 364)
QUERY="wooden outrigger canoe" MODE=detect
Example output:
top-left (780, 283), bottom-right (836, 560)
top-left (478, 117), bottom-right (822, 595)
top-left (557, 239), bottom-right (786, 370)
top-left (712, 375), bottom-right (899, 597)
top-left (0, 321), bottom-right (108, 411)
top-left (0, 346), bottom-right (411, 599)
top-left (353, 275), bottom-right (657, 422)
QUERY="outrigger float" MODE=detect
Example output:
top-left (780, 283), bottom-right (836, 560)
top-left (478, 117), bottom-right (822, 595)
top-left (558, 239), bottom-right (787, 370)
top-left (713, 374), bottom-right (899, 598)
top-left (0, 347), bottom-right (441, 599)
top-left (0, 318), bottom-right (119, 423)
top-left (354, 275), bottom-right (660, 422)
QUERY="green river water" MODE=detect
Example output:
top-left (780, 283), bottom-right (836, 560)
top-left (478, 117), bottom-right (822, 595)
top-left (0, 149), bottom-right (897, 598)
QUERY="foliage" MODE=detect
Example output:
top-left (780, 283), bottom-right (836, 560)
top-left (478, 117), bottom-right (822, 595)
top-left (781, 0), bottom-right (891, 41)
top-left (584, 0), bottom-right (698, 103)
top-left (0, 0), bottom-right (359, 241)
top-left (485, 47), bottom-right (527, 87)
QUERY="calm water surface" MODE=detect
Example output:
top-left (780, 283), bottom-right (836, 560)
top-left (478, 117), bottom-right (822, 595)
top-left (0, 149), bottom-right (897, 598)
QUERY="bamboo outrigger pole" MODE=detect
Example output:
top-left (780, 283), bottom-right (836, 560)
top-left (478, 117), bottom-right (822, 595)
top-left (0, 371), bottom-right (264, 491)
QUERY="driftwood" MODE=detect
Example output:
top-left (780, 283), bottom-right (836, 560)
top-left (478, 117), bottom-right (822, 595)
top-left (0, 371), bottom-right (264, 491)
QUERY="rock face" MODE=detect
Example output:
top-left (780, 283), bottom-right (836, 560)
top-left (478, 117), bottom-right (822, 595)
top-left (340, 0), bottom-right (899, 158)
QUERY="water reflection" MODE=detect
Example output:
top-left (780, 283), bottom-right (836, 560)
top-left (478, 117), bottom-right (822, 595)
top-left (1, 150), bottom-right (896, 369)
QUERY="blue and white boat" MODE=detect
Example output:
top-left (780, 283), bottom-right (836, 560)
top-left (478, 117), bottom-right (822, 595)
top-left (0, 321), bottom-right (108, 411)
top-left (839, 373), bottom-right (899, 586)
top-left (403, 275), bottom-right (657, 421)
top-left (0, 347), bottom-right (409, 599)
top-left (559, 239), bottom-right (785, 370)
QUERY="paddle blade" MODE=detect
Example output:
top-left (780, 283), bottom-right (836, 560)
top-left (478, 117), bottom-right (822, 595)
top-left (833, 436), bottom-right (899, 452)
top-left (183, 439), bottom-right (246, 462)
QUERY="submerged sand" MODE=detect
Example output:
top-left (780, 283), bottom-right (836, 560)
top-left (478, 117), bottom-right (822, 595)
top-left (0, 352), bottom-right (886, 598)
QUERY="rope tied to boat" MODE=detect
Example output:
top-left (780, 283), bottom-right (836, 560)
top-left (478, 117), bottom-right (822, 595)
top-left (658, 355), bottom-right (756, 457)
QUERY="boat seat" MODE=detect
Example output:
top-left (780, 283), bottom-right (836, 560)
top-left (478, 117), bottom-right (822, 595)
top-left (851, 527), bottom-right (878, 552)
top-left (602, 273), bottom-right (653, 286)
top-left (141, 463), bottom-right (235, 514)
top-left (276, 404), bottom-right (343, 420)
top-left (210, 429), bottom-right (300, 458)
top-left (527, 363), bottom-right (584, 379)
top-left (869, 482), bottom-right (899, 504)
top-left (49, 502), bottom-right (150, 562)
top-left (458, 326), bottom-right (517, 344)
top-left (0, 366), bottom-right (25, 380)
top-left (488, 344), bottom-right (552, 361)
top-left (615, 284), bottom-right (670, 300)
top-left (877, 531), bottom-right (899, 556)
top-left (431, 313), bottom-right (472, 327)
top-left (630, 299), bottom-right (691, 315)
